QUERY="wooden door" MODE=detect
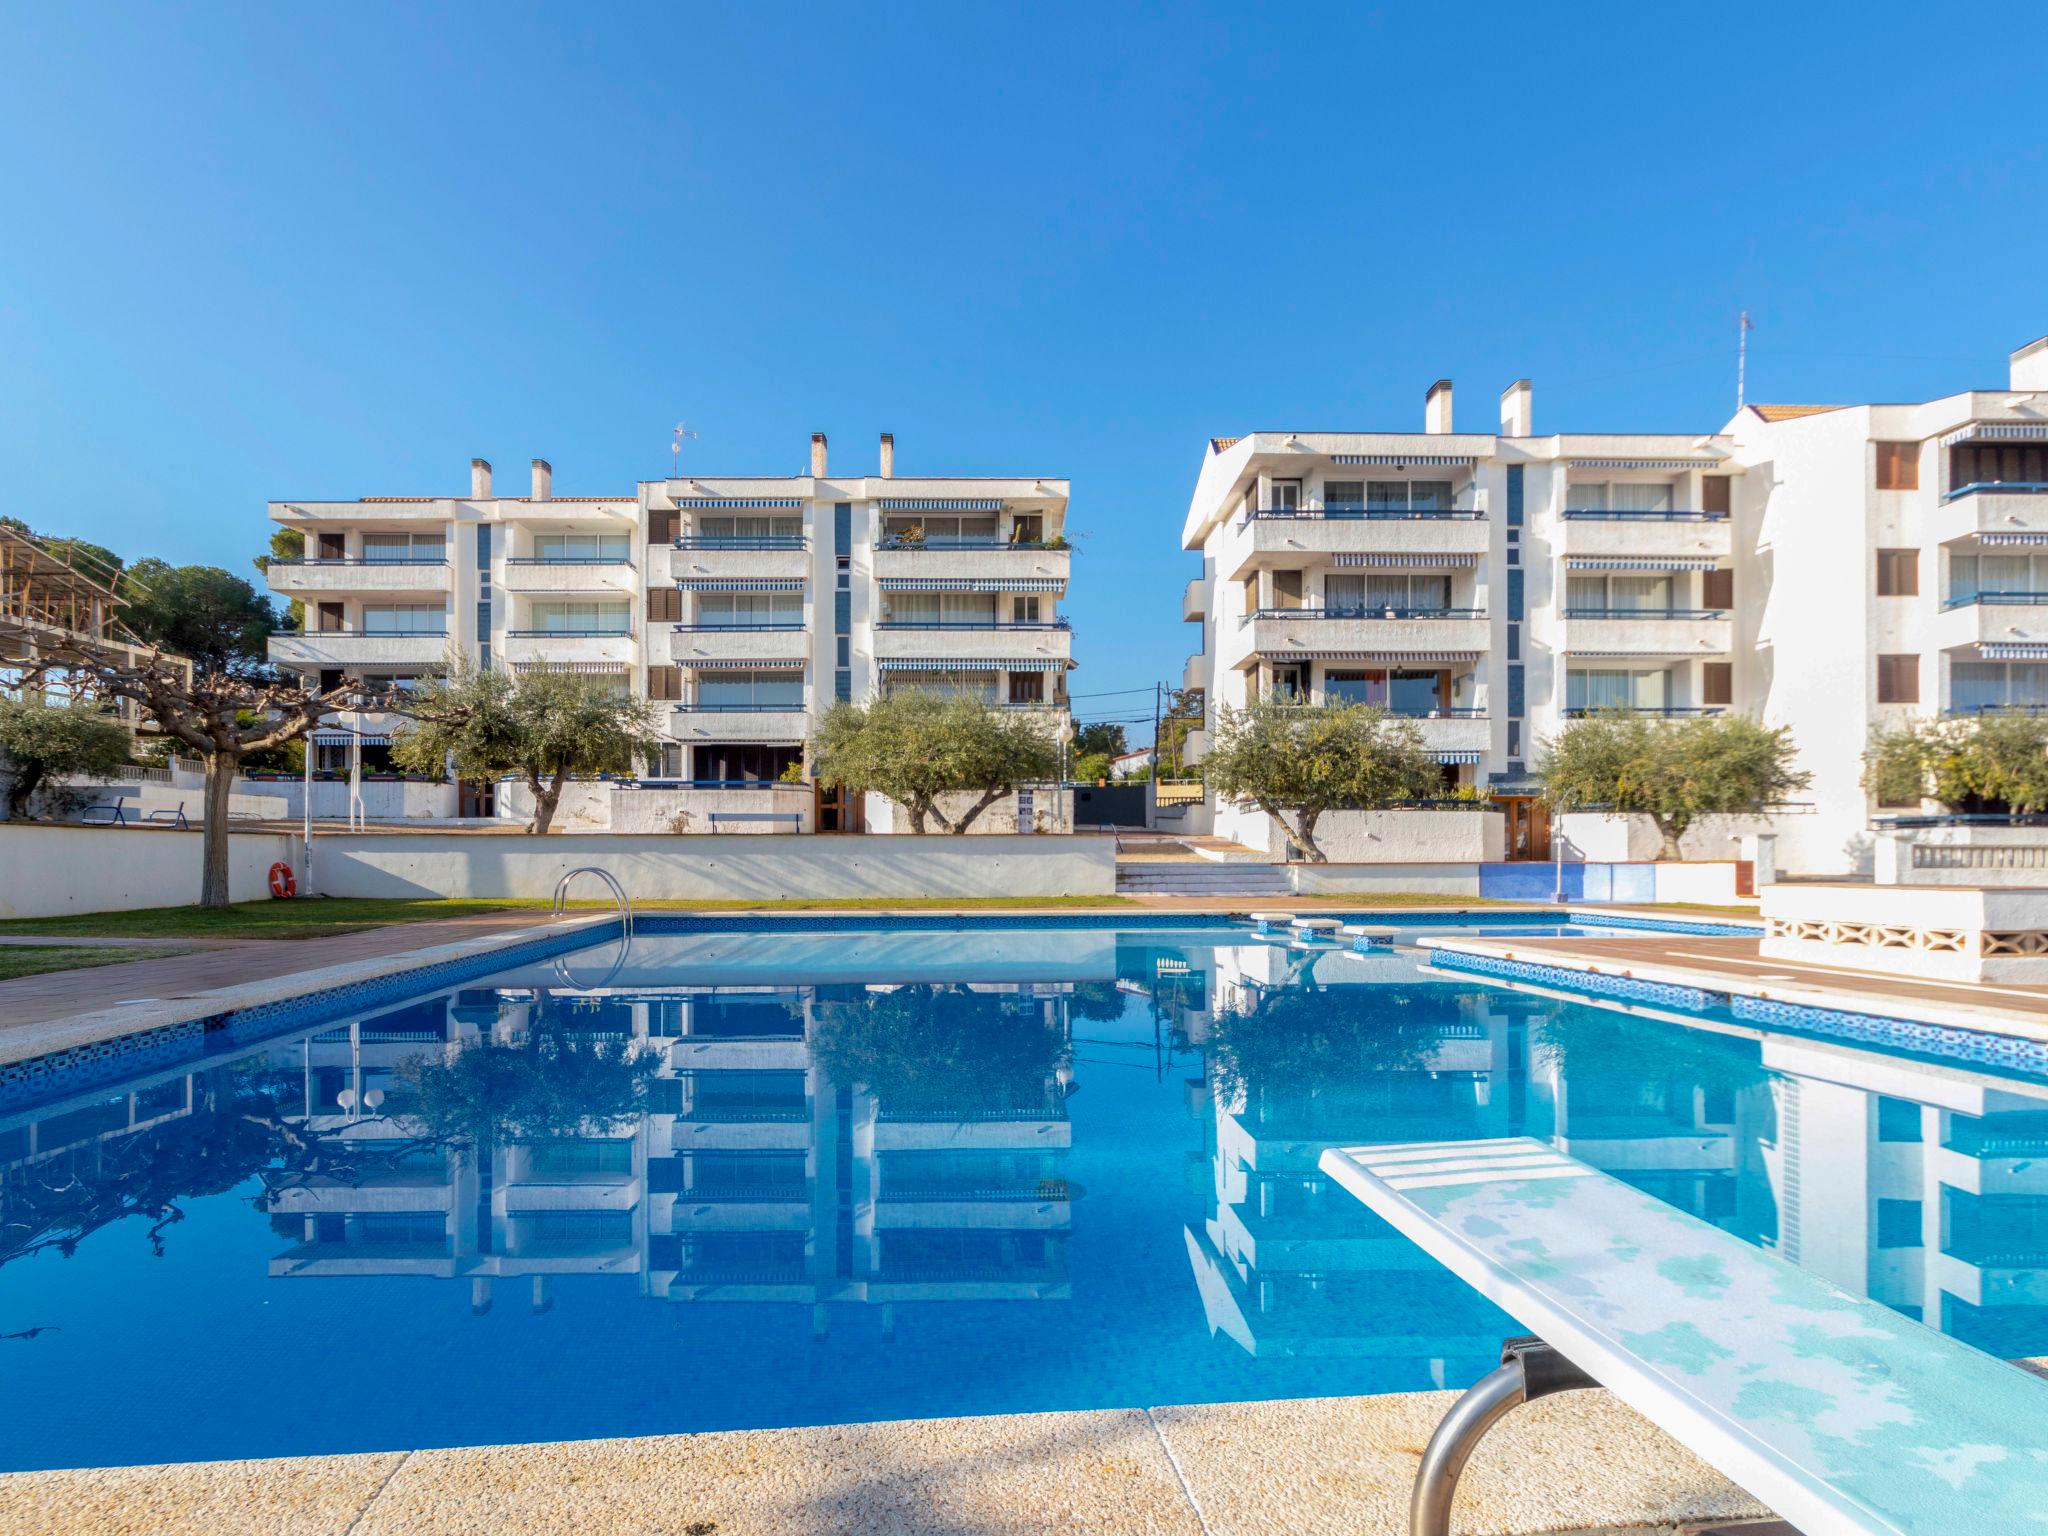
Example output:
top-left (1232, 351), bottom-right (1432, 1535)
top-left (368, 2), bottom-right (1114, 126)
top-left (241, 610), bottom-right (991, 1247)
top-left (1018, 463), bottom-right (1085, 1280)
top-left (1500, 796), bottom-right (1551, 861)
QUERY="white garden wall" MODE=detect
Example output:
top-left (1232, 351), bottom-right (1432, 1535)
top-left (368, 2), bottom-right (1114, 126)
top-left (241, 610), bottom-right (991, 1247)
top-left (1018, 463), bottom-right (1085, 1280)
top-left (0, 823), bottom-right (296, 917)
top-left (1218, 804), bottom-right (1503, 863)
top-left (608, 785), bottom-right (815, 834)
top-left (861, 787), bottom-right (1073, 835)
top-left (1555, 811), bottom-right (1772, 863)
top-left (309, 831), bottom-right (1115, 900)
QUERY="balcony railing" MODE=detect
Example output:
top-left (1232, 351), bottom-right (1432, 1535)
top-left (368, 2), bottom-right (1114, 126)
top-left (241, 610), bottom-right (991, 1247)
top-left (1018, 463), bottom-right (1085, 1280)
top-left (506, 557), bottom-right (633, 567)
top-left (1942, 591), bottom-right (2048, 610)
top-left (878, 538), bottom-right (1070, 552)
top-left (671, 623), bottom-right (807, 633)
top-left (1242, 506), bottom-right (1483, 523)
top-left (1564, 706), bottom-right (1726, 719)
top-left (1943, 481), bottom-right (2048, 503)
top-left (304, 627), bottom-right (448, 638)
top-left (875, 620), bottom-right (1071, 631)
top-left (1241, 606), bottom-right (1485, 625)
top-left (1942, 703), bottom-right (2048, 717)
top-left (270, 557), bottom-right (449, 567)
top-left (674, 536), bottom-right (807, 550)
top-left (671, 700), bottom-right (808, 713)
top-left (504, 628), bottom-right (633, 638)
top-left (1560, 510), bottom-right (1724, 522)
top-left (1562, 607), bottom-right (1727, 620)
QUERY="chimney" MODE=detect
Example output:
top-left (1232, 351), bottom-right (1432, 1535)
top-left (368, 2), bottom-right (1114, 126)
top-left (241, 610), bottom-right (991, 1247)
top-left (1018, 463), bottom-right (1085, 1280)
top-left (470, 458), bottom-right (493, 498)
top-left (1425, 380), bottom-right (1454, 434)
top-left (530, 458), bottom-right (552, 500)
top-left (2012, 336), bottom-right (2048, 393)
top-left (810, 433), bottom-right (828, 477)
top-left (1500, 380), bottom-right (1533, 437)
top-left (879, 432), bottom-right (895, 478)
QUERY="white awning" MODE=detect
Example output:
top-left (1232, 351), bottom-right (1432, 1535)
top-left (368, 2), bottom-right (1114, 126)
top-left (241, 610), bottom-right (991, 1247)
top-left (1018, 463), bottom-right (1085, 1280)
top-left (1332, 552), bottom-right (1480, 568)
top-left (878, 577), bottom-right (1065, 592)
top-left (1980, 643), bottom-right (2048, 661)
top-left (1567, 458), bottom-right (1724, 470)
top-left (1941, 422), bottom-right (2048, 448)
top-left (510, 661), bottom-right (629, 674)
top-left (876, 497), bottom-right (1004, 511)
top-left (673, 577), bottom-right (805, 592)
top-left (1274, 650), bottom-right (1483, 664)
top-left (1565, 556), bottom-right (1720, 572)
top-left (679, 658), bottom-right (806, 671)
top-left (876, 656), bottom-right (1070, 672)
top-left (1979, 533), bottom-right (2048, 547)
top-left (1329, 454), bottom-right (1475, 467)
top-left (671, 497), bottom-right (806, 509)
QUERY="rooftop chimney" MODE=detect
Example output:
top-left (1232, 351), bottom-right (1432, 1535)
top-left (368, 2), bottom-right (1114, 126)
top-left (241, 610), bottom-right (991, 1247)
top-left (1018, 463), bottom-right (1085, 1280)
top-left (1425, 380), bottom-right (1454, 434)
top-left (879, 432), bottom-right (895, 478)
top-left (810, 433), bottom-right (828, 477)
top-left (1500, 380), bottom-right (1533, 437)
top-left (530, 458), bottom-right (552, 500)
top-left (2012, 336), bottom-right (2048, 393)
top-left (470, 458), bottom-right (493, 498)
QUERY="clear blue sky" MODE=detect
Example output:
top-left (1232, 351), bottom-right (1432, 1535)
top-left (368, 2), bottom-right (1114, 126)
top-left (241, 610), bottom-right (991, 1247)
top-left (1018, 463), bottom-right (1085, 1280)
top-left (4, 3), bottom-right (2045, 742)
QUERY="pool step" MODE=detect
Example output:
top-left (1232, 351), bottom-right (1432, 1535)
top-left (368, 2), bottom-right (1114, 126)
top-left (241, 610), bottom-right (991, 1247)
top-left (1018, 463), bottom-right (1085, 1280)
top-left (1115, 862), bottom-right (1293, 896)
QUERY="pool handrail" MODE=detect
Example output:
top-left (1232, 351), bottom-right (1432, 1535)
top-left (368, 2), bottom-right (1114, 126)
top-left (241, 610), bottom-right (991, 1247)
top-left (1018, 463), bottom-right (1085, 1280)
top-left (552, 866), bottom-right (635, 943)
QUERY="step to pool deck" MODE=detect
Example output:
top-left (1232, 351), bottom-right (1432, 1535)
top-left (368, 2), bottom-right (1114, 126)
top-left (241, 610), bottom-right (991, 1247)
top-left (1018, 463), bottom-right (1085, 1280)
top-left (1420, 929), bottom-right (2048, 1044)
top-left (0, 1385), bottom-right (1783, 1536)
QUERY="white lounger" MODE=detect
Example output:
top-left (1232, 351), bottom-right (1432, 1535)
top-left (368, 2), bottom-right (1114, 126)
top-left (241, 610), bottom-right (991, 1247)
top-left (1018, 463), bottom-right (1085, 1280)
top-left (1318, 1136), bottom-right (2048, 1536)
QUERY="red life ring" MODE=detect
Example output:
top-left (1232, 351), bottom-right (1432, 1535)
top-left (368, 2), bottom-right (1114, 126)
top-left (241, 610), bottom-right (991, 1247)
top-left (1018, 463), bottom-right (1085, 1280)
top-left (268, 862), bottom-right (297, 899)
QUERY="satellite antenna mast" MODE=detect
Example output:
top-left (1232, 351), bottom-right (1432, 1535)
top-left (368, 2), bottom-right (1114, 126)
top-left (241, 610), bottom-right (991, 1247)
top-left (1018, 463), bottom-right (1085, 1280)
top-left (670, 423), bottom-right (697, 480)
top-left (1736, 311), bottom-right (1754, 411)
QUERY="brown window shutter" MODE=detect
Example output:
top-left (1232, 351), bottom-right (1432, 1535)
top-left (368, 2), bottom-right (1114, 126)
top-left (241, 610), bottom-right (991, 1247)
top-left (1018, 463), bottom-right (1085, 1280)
top-left (1702, 662), bottom-right (1732, 706)
top-left (1877, 654), bottom-right (1920, 704)
top-left (1701, 475), bottom-right (1731, 515)
top-left (1876, 549), bottom-right (1919, 597)
top-left (648, 509), bottom-right (678, 544)
top-left (1875, 442), bottom-right (1921, 491)
top-left (647, 665), bottom-right (681, 701)
top-left (1701, 568), bottom-right (1734, 609)
top-left (647, 586), bottom-right (680, 623)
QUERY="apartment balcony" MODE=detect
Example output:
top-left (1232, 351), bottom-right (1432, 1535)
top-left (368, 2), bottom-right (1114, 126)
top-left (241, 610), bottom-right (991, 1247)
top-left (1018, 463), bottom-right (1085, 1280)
top-left (668, 704), bottom-right (812, 744)
top-left (1216, 509), bottom-right (1489, 582)
top-left (267, 559), bottom-right (451, 596)
top-left (1558, 512), bottom-right (1731, 564)
top-left (668, 539), bottom-right (811, 585)
top-left (872, 541), bottom-right (1071, 591)
top-left (1183, 651), bottom-right (1207, 694)
top-left (872, 621), bottom-right (1073, 667)
top-left (1933, 483), bottom-right (2048, 546)
top-left (1559, 609), bottom-right (1731, 660)
top-left (501, 558), bottom-right (638, 597)
top-left (1230, 609), bottom-right (1490, 670)
top-left (499, 630), bottom-right (636, 668)
top-left (1402, 712), bottom-right (1492, 760)
top-left (666, 626), bottom-right (811, 667)
top-left (269, 630), bottom-right (453, 670)
top-left (1183, 577), bottom-right (1206, 623)
top-left (1936, 592), bottom-right (2048, 654)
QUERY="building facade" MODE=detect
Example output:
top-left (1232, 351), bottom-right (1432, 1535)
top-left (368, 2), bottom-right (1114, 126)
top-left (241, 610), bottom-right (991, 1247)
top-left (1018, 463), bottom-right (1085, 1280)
top-left (265, 434), bottom-right (1073, 798)
top-left (1181, 336), bottom-right (2048, 876)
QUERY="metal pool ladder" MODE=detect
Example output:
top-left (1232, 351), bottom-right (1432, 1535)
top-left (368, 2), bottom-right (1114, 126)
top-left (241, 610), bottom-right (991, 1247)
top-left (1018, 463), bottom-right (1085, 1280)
top-left (553, 866), bottom-right (635, 942)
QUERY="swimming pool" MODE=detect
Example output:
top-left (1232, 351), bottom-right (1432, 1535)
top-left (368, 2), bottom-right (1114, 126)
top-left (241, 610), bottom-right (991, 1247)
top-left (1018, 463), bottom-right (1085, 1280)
top-left (3, 915), bottom-right (2044, 1472)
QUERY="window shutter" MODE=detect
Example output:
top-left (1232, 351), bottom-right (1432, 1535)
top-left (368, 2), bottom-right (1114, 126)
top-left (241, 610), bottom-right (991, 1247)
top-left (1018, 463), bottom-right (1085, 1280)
top-left (1877, 549), bottom-right (1919, 597)
top-left (1701, 568), bottom-right (1734, 610)
top-left (648, 509), bottom-right (679, 544)
top-left (647, 586), bottom-right (681, 623)
top-left (1701, 475), bottom-right (1731, 515)
top-left (647, 665), bottom-right (681, 701)
top-left (1702, 662), bottom-right (1732, 706)
top-left (1877, 654), bottom-right (1920, 704)
top-left (1875, 442), bottom-right (1921, 492)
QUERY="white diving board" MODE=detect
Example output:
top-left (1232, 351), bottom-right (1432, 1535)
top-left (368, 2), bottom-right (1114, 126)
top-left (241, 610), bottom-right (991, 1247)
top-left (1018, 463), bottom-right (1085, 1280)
top-left (1318, 1136), bottom-right (2048, 1536)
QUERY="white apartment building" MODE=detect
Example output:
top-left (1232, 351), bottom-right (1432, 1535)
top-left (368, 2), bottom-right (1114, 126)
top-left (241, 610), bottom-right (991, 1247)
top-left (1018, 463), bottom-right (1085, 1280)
top-left (265, 435), bottom-right (1073, 821)
top-left (1181, 335), bottom-right (2048, 876)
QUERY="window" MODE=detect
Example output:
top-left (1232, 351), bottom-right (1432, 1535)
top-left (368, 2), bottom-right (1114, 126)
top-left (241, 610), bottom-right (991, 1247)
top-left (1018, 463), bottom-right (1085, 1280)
top-left (694, 670), bottom-right (804, 710)
top-left (694, 593), bottom-right (801, 628)
top-left (1567, 669), bottom-right (1669, 713)
top-left (363, 532), bottom-right (445, 563)
top-left (1366, 480), bottom-right (1453, 512)
top-left (1265, 480), bottom-right (1301, 511)
top-left (1877, 654), bottom-right (1919, 704)
top-left (1874, 442), bottom-right (1920, 491)
top-left (692, 742), bottom-right (802, 783)
top-left (1951, 660), bottom-right (2048, 713)
top-left (647, 509), bottom-right (679, 544)
top-left (1949, 552), bottom-right (2048, 601)
top-left (1566, 574), bottom-right (1674, 614)
top-left (1877, 1096), bottom-right (1923, 1143)
top-left (1323, 668), bottom-right (1449, 714)
top-left (316, 601), bottom-right (344, 633)
top-left (533, 532), bottom-right (629, 562)
top-left (1876, 549), bottom-right (1919, 597)
top-left (647, 665), bottom-right (681, 701)
top-left (1323, 480), bottom-right (1365, 508)
top-left (1011, 594), bottom-right (1044, 625)
top-left (1952, 443), bottom-right (2048, 491)
top-left (527, 601), bottom-right (630, 635)
top-left (1324, 573), bottom-right (1451, 614)
top-left (1008, 671), bottom-right (1045, 704)
top-left (883, 514), bottom-right (997, 546)
top-left (647, 586), bottom-right (681, 623)
top-left (1702, 662), bottom-right (1733, 706)
top-left (1701, 568), bottom-right (1734, 610)
top-left (698, 515), bottom-right (801, 541)
top-left (1876, 1198), bottom-right (1923, 1249)
top-left (361, 605), bottom-right (444, 634)
top-left (884, 669), bottom-right (999, 704)
top-left (886, 593), bottom-right (997, 627)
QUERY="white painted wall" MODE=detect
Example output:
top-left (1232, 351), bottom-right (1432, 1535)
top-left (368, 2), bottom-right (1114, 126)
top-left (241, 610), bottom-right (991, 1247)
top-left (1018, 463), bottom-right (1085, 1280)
top-left (1555, 811), bottom-right (1771, 863)
top-left (608, 785), bottom-right (815, 834)
top-left (861, 787), bottom-right (1074, 835)
top-left (1218, 804), bottom-right (1503, 863)
top-left (1762, 881), bottom-right (2048, 982)
top-left (0, 824), bottom-right (296, 917)
top-left (1289, 863), bottom-right (1481, 896)
top-left (309, 831), bottom-right (1117, 900)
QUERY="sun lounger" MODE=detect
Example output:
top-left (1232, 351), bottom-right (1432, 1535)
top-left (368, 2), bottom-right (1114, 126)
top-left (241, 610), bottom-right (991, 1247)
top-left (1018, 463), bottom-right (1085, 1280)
top-left (1317, 1136), bottom-right (2048, 1536)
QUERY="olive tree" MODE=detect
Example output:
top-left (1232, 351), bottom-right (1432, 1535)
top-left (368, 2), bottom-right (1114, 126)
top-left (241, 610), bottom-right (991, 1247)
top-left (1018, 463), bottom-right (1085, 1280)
top-left (0, 696), bottom-right (132, 819)
top-left (389, 656), bottom-right (664, 834)
top-left (1540, 711), bottom-right (1810, 859)
top-left (809, 688), bottom-right (1061, 833)
top-left (1863, 715), bottom-right (2048, 813)
top-left (1201, 700), bottom-right (1443, 863)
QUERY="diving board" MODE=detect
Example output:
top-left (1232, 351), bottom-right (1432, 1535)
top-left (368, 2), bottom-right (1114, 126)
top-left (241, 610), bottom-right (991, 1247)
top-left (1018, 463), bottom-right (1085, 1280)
top-left (1318, 1136), bottom-right (2048, 1536)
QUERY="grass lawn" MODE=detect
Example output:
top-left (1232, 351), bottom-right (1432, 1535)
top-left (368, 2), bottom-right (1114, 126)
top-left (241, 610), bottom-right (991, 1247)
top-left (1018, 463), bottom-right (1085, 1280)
top-left (0, 944), bottom-right (196, 981)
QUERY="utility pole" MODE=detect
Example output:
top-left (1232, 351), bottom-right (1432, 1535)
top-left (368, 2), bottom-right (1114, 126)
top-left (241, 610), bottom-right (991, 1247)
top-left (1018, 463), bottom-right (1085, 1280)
top-left (1152, 681), bottom-right (1163, 776)
top-left (1736, 311), bottom-right (1754, 412)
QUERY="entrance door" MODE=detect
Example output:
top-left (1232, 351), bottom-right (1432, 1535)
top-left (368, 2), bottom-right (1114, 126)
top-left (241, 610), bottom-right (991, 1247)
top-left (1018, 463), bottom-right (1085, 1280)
top-left (1500, 797), bottom-right (1550, 861)
top-left (815, 781), bottom-right (864, 833)
top-left (459, 779), bottom-right (495, 819)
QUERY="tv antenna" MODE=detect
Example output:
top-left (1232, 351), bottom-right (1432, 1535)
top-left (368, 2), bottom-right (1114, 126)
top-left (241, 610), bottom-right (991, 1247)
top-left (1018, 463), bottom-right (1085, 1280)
top-left (670, 423), bottom-right (698, 479)
top-left (1736, 311), bottom-right (1754, 411)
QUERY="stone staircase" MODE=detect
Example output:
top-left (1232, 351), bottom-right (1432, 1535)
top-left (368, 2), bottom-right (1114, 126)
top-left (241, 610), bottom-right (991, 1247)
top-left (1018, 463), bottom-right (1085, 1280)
top-left (1114, 860), bottom-right (1293, 897)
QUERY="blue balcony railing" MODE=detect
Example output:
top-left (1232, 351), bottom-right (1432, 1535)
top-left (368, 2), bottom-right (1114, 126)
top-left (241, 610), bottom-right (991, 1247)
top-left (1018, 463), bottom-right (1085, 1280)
top-left (1943, 481), bottom-right (2048, 503)
top-left (670, 623), bottom-right (806, 632)
top-left (507, 557), bottom-right (632, 566)
top-left (1562, 607), bottom-right (1727, 620)
top-left (1941, 591), bottom-right (2048, 610)
top-left (1242, 607), bottom-right (1484, 625)
top-left (671, 701), bottom-right (807, 713)
top-left (1244, 507), bottom-right (1483, 524)
top-left (1560, 509), bottom-right (1725, 522)
top-left (270, 557), bottom-right (449, 567)
top-left (878, 538), bottom-right (1070, 552)
top-left (674, 536), bottom-right (806, 550)
top-left (1942, 703), bottom-right (2048, 717)
top-left (504, 628), bottom-right (630, 638)
top-left (875, 619), bottom-right (1071, 631)
top-left (1564, 706), bottom-right (1726, 719)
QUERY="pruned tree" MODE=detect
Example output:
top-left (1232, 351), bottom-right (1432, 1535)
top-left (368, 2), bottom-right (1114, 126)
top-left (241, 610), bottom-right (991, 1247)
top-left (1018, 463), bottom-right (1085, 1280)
top-left (1540, 711), bottom-right (1811, 859)
top-left (388, 656), bottom-right (664, 834)
top-left (0, 696), bottom-right (132, 819)
top-left (1863, 715), bottom-right (2048, 814)
top-left (17, 641), bottom-right (356, 906)
top-left (1201, 700), bottom-right (1442, 862)
top-left (809, 688), bottom-right (1062, 834)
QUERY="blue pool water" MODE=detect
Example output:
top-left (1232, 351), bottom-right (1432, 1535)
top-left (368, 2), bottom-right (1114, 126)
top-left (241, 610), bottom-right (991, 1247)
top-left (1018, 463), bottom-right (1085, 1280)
top-left (3, 917), bottom-right (2047, 1471)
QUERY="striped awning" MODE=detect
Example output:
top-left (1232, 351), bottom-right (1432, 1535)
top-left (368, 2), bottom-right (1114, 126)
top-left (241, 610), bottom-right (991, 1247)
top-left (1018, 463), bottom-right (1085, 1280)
top-left (1275, 650), bottom-right (1482, 664)
top-left (510, 661), bottom-right (629, 675)
top-left (679, 657), bottom-right (806, 671)
top-left (1568, 458), bottom-right (1723, 470)
top-left (877, 656), bottom-right (1070, 672)
top-left (1942, 422), bottom-right (2048, 448)
top-left (1568, 649), bottom-right (1709, 659)
top-left (671, 497), bottom-right (806, 509)
top-left (878, 576), bottom-right (1064, 592)
top-left (674, 577), bottom-right (805, 592)
top-left (1332, 552), bottom-right (1480, 568)
top-left (1330, 454), bottom-right (1475, 467)
top-left (312, 731), bottom-right (391, 746)
top-left (1980, 643), bottom-right (2048, 661)
top-left (1979, 533), bottom-right (2048, 547)
top-left (1434, 750), bottom-right (1484, 765)
top-left (876, 497), bottom-right (1004, 511)
top-left (1565, 556), bottom-right (1719, 571)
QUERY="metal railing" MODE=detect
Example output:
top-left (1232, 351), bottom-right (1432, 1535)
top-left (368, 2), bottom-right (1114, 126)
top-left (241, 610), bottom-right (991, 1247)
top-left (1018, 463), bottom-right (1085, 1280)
top-left (269, 557), bottom-right (449, 566)
top-left (1242, 507), bottom-right (1484, 523)
top-left (1560, 509), bottom-right (1725, 522)
top-left (875, 619), bottom-right (1071, 631)
top-left (553, 866), bottom-right (634, 943)
top-left (1564, 706), bottom-right (1725, 718)
top-left (1562, 607), bottom-right (1728, 620)
top-left (506, 557), bottom-right (633, 566)
top-left (877, 538), bottom-right (1070, 552)
top-left (1241, 606), bottom-right (1485, 625)
top-left (504, 628), bottom-right (633, 638)
top-left (674, 536), bottom-right (807, 550)
top-left (1941, 591), bottom-right (2048, 609)
top-left (1943, 481), bottom-right (2048, 503)
top-left (670, 623), bottom-right (806, 632)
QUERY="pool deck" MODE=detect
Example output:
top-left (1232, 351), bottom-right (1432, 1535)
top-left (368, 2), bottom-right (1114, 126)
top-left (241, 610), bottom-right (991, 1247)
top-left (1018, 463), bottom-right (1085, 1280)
top-left (1420, 929), bottom-right (2048, 1042)
top-left (0, 1384), bottom-right (1784, 1535)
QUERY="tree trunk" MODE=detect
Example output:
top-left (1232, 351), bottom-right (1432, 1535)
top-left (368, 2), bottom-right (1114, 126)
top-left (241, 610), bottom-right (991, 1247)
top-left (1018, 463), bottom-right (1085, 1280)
top-left (1654, 815), bottom-right (1687, 861)
top-left (903, 798), bottom-right (931, 833)
top-left (5, 761), bottom-right (45, 820)
top-left (530, 772), bottom-right (561, 835)
top-left (200, 752), bottom-right (237, 908)
top-left (951, 785), bottom-right (1009, 834)
top-left (1292, 809), bottom-right (1327, 863)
